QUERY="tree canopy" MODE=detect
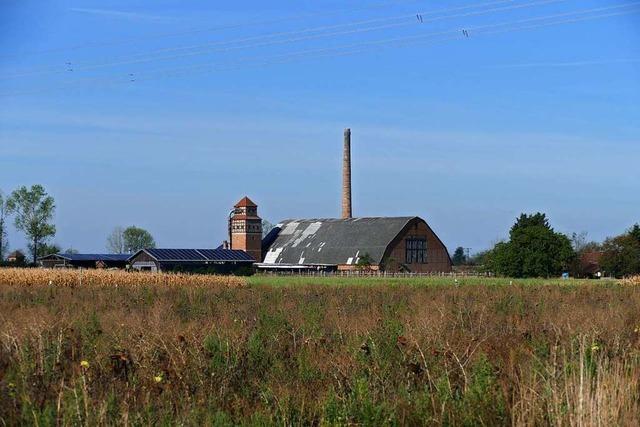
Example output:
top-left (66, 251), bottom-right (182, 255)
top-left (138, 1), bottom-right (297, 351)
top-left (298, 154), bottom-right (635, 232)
top-left (106, 226), bottom-right (126, 254)
top-left (600, 224), bottom-right (640, 278)
top-left (37, 243), bottom-right (61, 258)
top-left (356, 252), bottom-right (374, 271)
top-left (486, 213), bottom-right (575, 278)
top-left (6, 185), bottom-right (56, 263)
top-left (0, 190), bottom-right (8, 260)
top-left (123, 226), bottom-right (156, 253)
top-left (452, 247), bottom-right (467, 266)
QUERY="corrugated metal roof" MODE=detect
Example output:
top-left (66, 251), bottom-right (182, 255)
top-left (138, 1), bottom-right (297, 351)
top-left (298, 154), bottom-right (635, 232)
top-left (138, 248), bottom-right (254, 262)
top-left (262, 217), bottom-right (416, 266)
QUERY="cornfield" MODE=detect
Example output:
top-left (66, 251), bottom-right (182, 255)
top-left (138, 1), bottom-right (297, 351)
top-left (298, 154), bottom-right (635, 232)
top-left (0, 268), bottom-right (245, 288)
top-left (621, 275), bottom-right (640, 285)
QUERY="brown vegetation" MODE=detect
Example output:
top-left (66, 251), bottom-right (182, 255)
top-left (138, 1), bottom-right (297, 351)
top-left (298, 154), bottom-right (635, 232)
top-left (0, 275), bottom-right (639, 425)
top-left (0, 268), bottom-right (245, 288)
top-left (622, 275), bottom-right (640, 286)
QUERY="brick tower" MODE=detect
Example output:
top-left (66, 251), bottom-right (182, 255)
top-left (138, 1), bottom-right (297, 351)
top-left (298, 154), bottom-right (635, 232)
top-left (342, 128), bottom-right (353, 219)
top-left (230, 196), bottom-right (263, 261)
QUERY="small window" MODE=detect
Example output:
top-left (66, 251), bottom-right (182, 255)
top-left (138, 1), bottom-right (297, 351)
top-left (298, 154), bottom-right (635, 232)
top-left (405, 237), bottom-right (427, 264)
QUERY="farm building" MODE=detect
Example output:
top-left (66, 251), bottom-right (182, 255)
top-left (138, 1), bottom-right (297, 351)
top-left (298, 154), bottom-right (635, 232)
top-left (128, 248), bottom-right (254, 274)
top-left (230, 129), bottom-right (452, 273)
top-left (7, 250), bottom-right (26, 264)
top-left (38, 253), bottom-right (130, 269)
top-left (259, 216), bottom-right (452, 272)
top-left (578, 250), bottom-right (604, 278)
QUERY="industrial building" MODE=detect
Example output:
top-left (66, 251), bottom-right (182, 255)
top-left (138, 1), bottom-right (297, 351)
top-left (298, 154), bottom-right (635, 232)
top-left (230, 129), bottom-right (452, 273)
top-left (259, 217), bottom-right (452, 272)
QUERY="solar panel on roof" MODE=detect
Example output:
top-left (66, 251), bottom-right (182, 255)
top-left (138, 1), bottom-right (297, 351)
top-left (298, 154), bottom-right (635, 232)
top-left (55, 254), bottom-right (131, 262)
top-left (140, 248), bottom-right (254, 263)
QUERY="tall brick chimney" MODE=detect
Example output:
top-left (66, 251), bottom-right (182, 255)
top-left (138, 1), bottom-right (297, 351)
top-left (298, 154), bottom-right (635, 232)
top-left (342, 128), bottom-right (352, 219)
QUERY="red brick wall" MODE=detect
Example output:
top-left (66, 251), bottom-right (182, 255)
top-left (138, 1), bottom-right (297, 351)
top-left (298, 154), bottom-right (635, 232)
top-left (231, 217), bottom-right (262, 262)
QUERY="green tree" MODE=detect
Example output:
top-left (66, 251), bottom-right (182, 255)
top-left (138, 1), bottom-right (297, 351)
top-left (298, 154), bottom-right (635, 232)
top-left (356, 252), bottom-right (373, 271)
top-left (6, 185), bottom-right (56, 263)
top-left (123, 226), bottom-right (156, 253)
top-left (468, 250), bottom-right (490, 267)
top-left (629, 224), bottom-right (640, 243)
top-left (0, 190), bottom-right (9, 260)
top-left (486, 213), bottom-right (575, 278)
top-left (37, 243), bottom-right (61, 258)
top-left (600, 224), bottom-right (640, 278)
top-left (452, 247), bottom-right (467, 265)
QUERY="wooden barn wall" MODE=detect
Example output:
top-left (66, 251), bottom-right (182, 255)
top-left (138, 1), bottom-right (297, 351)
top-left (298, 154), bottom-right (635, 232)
top-left (384, 219), bottom-right (452, 273)
top-left (130, 252), bottom-right (156, 263)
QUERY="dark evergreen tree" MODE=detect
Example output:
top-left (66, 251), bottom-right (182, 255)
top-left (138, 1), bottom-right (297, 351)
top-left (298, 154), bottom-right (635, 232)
top-left (486, 213), bottom-right (575, 278)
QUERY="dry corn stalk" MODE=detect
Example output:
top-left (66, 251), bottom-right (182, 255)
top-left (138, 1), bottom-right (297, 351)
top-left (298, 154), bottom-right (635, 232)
top-left (0, 268), bottom-right (245, 288)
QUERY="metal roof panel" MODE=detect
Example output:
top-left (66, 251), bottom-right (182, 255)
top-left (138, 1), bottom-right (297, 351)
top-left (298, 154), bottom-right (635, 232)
top-left (262, 217), bottom-right (416, 266)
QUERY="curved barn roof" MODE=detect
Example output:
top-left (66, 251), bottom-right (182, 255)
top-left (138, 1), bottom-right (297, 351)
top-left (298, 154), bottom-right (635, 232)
top-left (262, 217), bottom-right (417, 266)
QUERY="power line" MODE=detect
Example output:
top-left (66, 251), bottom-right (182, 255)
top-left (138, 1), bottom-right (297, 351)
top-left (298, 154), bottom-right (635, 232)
top-left (146, 5), bottom-right (640, 79)
top-left (83, 0), bottom-right (530, 64)
top-left (1, 0), bottom-right (520, 77)
top-left (1, 5), bottom-right (637, 98)
top-left (0, 0), bottom-right (426, 58)
top-left (1, 0), bottom-right (568, 79)
top-left (105, 2), bottom-right (640, 80)
top-left (4, 5), bottom-right (637, 97)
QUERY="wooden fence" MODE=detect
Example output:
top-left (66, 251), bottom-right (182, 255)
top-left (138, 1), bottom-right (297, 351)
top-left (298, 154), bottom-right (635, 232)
top-left (256, 270), bottom-right (494, 278)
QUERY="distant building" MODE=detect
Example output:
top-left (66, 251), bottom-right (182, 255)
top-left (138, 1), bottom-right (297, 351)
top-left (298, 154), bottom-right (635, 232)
top-left (7, 250), bottom-right (26, 264)
top-left (579, 251), bottom-right (604, 278)
top-left (38, 253), bottom-right (130, 269)
top-left (230, 197), bottom-right (263, 261)
top-left (259, 217), bottom-right (452, 272)
top-left (244, 129), bottom-right (452, 273)
top-left (128, 248), bottom-right (254, 274)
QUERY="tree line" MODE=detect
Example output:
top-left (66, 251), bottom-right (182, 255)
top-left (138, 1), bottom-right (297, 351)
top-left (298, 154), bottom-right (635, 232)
top-left (453, 213), bottom-right (640, 278)
top-left (0, 185), bottom-right (156, 264)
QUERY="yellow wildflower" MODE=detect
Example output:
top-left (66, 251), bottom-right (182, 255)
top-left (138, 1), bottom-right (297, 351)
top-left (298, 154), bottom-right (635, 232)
top-left (154, 375), bottom-right (163, 383)
top-left (80, 360), bottom-right (90, 369)
top-left (591, 344), bottom-right (600, 352)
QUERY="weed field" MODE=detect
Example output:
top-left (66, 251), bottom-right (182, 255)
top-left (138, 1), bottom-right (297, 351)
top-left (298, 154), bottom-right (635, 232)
top-left (1, 272), bottom-right (639, 425)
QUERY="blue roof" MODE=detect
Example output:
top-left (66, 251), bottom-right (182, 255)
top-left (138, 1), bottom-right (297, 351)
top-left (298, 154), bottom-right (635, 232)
top-left (137, 248), bottom-right (254, 263)
top-left (39, 253), bottom-right (131, 262)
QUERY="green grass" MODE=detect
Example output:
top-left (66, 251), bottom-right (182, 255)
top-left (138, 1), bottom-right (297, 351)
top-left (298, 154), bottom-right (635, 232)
top-left (247, 274), bottom-right (615, 288)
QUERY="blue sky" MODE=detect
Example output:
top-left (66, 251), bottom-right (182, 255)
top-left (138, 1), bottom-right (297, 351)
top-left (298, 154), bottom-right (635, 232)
top-left (1, 0), bottom-right (639, 255)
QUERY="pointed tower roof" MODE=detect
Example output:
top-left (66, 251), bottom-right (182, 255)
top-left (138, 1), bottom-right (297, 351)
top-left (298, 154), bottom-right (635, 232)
top-left (234, 196), bottom-right (257, 208)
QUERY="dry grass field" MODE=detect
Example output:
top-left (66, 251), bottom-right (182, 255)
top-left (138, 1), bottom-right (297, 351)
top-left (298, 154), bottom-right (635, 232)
top-left (0, 268), bottom-right (245, 288)
top-left (1, 270), bottom-right (639, 426)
